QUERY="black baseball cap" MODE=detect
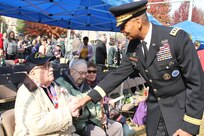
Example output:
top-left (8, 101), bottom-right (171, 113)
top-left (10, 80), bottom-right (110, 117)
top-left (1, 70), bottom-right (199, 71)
top-left (26, 52), bottom-right (56, 73)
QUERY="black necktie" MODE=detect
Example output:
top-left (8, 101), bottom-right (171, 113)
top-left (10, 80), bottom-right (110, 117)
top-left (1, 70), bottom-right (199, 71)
top-left (141, 41), bottom-right (148, 63)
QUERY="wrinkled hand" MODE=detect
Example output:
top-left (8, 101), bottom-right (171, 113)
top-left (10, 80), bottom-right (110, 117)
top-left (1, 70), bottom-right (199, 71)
top-left (73, 96), bottom-right (92, 113)
top-left (173, 129), bottom-right (192, 136)
top-left (68, 97), bottom-right (80, 117)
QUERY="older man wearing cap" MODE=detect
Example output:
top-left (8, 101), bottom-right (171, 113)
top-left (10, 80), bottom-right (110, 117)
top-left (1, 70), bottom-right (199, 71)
top-left (73, 0), bottom-right (204, 136)
top-left (14, 52), bottom-right (80, 136)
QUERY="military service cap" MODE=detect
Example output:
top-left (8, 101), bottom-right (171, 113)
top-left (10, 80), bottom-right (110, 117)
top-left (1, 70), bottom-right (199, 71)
top-left (109, 0), bottom-right (148, 27)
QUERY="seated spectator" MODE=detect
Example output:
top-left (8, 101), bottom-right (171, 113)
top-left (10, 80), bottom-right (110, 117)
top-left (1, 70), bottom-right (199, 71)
top-left (85, 61), bottom-right (99, 88)
top-left (56, 59), bottom-right (123, 136)
top-left (14, 52), bottom-right (80, 136)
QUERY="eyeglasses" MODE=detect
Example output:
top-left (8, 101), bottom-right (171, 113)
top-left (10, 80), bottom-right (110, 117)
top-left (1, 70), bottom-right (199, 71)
top-left (87, 70), bottom-right (97, 74)
top-left (72, 68), bottom-right (87, 76)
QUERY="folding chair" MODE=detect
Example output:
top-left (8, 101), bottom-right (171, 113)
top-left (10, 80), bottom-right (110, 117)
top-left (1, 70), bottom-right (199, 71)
top-left (1, 109), bottom-right (15, 136)
top-left (12, 64), bottom-right (26, 73)
top-left (59, 63), bottom-right (69, 75)
top-left (0, 66), bottom-right (13, 75)
top-left (9, 73), bottom-right (26, 88)
top-left (108, 76), bottom-right (147, 117)
top-left (0, 75), bottom-right (11, 85)
top-left (52, 63), bottom-right (60, 70)
top-left (0, 84), bottom-right (17, 111)
top-left (53, 69), bottom-right (61, 79)
top-left (59, 63), bottom-right (69, 69)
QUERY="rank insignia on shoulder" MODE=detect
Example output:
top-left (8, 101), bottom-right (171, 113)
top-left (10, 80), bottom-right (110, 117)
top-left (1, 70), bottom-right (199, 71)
top-left (170, 27), bottom-right (181, 36)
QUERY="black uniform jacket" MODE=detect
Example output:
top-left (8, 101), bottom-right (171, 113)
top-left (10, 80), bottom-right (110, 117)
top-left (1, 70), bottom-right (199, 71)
top-left (88, 24), bottom-right (204, 136)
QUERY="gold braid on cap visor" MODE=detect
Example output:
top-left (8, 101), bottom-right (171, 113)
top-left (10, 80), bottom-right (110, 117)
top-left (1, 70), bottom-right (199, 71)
top-left (116, 5), bottom-right (147, 26)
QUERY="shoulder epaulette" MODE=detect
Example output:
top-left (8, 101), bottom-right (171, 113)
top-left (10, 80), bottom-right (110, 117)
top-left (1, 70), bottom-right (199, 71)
top-left (170, 27), bottom-right (181, 36)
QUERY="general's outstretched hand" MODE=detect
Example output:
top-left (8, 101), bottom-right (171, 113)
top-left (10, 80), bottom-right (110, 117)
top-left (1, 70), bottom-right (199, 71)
top-left (68, 96), bottom-right (80, 117)
top-left (73, 95), bottom-right (92, 112)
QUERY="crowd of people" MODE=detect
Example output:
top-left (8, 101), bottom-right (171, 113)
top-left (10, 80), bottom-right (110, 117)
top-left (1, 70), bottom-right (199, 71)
top-left (0, 32), bottom-right (66, 65)
top-left (0, 30), bottom-right (127, 136)
top-left (0, 29), bottom-right (125, 68)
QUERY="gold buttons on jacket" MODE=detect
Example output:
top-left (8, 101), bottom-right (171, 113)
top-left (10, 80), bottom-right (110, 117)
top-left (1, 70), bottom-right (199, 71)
top-left (153, 89), bottom-right (157, 92)
top-left (145, 69), bottom-right (148, 73)
top-left (149, 79), bottom-right (153, 83)
top-left (157, 97), bottom-right (161, 101)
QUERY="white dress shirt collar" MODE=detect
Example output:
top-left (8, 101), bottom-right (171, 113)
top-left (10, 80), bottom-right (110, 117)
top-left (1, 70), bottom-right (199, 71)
top-left (141, 23), bottom-right (152, 50)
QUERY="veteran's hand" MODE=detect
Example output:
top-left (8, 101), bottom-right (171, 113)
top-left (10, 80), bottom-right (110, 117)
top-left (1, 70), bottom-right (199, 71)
top-left (173, 129), bottom-right (192, 136)
top-left (73, 95), bottom-right (92, 112)
top-left (68, 97), bottom-right (80, 117)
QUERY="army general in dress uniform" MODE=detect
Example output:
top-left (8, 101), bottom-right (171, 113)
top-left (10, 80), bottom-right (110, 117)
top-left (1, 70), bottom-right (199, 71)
top-left (74, 1), bottom-right (204, 136)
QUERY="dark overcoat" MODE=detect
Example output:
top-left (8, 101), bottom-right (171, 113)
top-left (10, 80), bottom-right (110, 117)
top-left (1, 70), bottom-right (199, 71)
top-left (88, 24), bottom-right (204, 135)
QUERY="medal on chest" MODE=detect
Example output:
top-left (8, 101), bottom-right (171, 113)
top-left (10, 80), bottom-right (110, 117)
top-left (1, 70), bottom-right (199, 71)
top-left (157, 39), bottom-right (172, 61)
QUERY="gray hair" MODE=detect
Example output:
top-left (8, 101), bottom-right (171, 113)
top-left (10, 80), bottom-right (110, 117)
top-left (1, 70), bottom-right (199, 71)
top-left (69, 59), bottom-right (87, 70)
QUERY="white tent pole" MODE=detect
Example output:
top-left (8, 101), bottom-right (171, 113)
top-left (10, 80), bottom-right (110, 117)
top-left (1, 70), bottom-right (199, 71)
top-left (188, 0), bottom-right (193, 21)
top-left (67, 29), bottom-right (71, 47)
top-left (65, 29), bottom-right (71, 63)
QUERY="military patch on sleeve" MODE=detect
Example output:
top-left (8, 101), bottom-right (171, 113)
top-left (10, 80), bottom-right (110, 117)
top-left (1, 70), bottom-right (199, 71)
top-left (170, 27), bottom-right (181, 36)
